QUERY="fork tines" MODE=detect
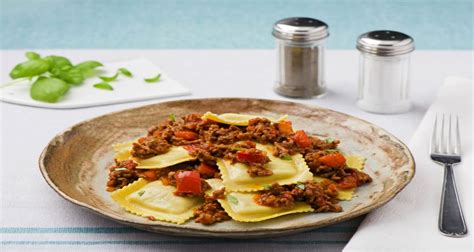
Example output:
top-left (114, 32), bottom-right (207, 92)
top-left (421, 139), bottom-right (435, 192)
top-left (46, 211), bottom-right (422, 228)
top-left (430, 114), bottom-right (461, 156)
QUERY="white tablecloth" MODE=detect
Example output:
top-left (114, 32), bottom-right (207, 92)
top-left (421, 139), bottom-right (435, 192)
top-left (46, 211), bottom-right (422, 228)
top-left (1, 49), bottom-right (472, 251)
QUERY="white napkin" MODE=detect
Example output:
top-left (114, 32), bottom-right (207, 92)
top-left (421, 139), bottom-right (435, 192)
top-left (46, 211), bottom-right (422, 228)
top-left (344, 77), bottom-right (473, 252)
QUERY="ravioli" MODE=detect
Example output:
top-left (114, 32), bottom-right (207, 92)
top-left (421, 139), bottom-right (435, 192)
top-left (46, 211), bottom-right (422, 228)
top-left (314, 155), bottom-right (367, 200)
top-left (219, 192), bottom-right (313, 222)
top-left (202, 112), bottom-right (288, 126)
top-left (113, 141), bottom-right (133, 162)
top-left (112, 141), bottom-right (195, 169)
top-left (135, 146), bottom-right (196, 169)
top-left (111, 178), bottom-right (203, 224)
top-left (218, 143), bottom-right (313, 192)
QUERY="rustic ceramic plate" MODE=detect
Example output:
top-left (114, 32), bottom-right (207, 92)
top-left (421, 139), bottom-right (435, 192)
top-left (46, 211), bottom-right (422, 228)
top-left (39, 98), bottom-right (415, 238)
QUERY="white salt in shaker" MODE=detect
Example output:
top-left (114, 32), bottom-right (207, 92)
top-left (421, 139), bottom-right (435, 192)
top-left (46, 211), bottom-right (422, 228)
top-left (356, 30), bottom-right (415, 114)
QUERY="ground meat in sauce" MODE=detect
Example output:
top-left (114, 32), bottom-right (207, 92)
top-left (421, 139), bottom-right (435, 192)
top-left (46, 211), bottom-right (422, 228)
top-left (106, 159), bottom-right (139, 191)
top-left (109, 113), bottom-right (372, 223)
top-left (256, 181), bottom-right (342, 212)
top-left (193, 189), bottom-right (231, 225)
top-left (131, 136), bottom-right (171, 159)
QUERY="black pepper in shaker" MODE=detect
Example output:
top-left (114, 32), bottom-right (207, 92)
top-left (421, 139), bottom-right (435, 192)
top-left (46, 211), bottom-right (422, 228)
top-left (273, 17), bottom-right (329, 98)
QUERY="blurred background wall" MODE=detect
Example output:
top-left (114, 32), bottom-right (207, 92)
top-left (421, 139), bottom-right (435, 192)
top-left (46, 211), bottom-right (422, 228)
top-left (1, 0), bottom-right (472, 49)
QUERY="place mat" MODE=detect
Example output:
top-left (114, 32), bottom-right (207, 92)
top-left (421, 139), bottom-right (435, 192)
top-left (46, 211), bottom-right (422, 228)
top-left (344, 77), bottom-right (473, 252)
top-left (0, 59), bottom-right (191, 109)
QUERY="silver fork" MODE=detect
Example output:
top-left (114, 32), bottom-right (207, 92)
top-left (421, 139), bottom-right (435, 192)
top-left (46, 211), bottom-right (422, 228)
top-left (430, 114), bottom-right (468, 237)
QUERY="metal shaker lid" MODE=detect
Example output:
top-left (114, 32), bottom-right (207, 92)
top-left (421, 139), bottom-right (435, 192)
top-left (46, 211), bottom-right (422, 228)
top-left (273, 17), bottom-right (329, 42)
top-left (357, 30), bottom-right (415, 56)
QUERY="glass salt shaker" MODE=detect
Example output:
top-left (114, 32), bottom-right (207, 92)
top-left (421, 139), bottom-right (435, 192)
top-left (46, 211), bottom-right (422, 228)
top-left (356, 30), bottom-right (415, 114)
top-left (273, 17), bottom-right (329, 98)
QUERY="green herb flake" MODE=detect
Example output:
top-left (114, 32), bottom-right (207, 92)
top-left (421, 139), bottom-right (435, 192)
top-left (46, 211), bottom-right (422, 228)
top-left (118, 68), bottom-right (133, 77)
top-left (325, 149), bottom-right (339, 153)
top-left (169, 113), bottom-right (176, 122)
top-left (99, 72), bottom-right (119, 82)
top-left (227, 195), bottom-right (239, 205)
top-left (280, 155), bottom-right (292, 160)
top-left (138, 190), bottom-right (145, 197)
top-left (325, 138), bottom-right (334, 144)
top-left (232, 147), bottom-right (242, 152)
top-left (25, 51), bottom-right (40, 60)
top-left (93, 82), bottom-right (114, 91)
top-left (296, 183), bottom-right (306, 190)
top-left (263, 184), bottom-right (272, 190)
top-left (144, 73), bottom-right (161, 83)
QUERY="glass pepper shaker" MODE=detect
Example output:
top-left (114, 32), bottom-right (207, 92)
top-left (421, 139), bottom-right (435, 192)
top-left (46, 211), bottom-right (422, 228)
top-left (356, 30), bottom-right (415, 114)
top-left (272, 17), bottom-right (329, 98)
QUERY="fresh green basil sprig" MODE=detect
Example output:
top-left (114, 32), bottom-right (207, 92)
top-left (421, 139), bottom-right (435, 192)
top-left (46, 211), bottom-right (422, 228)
top-left (7, 52), bottom-right (104, 103)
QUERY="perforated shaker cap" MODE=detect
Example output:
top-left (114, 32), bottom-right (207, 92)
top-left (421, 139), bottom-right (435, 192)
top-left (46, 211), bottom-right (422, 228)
top-left (357, 30), bottom-right (415, 56)
top-left (272, 17), bottom-right (329, 42)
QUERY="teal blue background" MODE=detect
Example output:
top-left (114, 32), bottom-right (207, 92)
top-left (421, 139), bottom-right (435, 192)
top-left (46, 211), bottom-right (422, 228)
top-left (1, 0), bottom-right (473, 49)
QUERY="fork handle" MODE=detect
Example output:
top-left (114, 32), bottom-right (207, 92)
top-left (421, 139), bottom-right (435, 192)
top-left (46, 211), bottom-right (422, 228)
top-left (439, 163), bottom-right (468, 237)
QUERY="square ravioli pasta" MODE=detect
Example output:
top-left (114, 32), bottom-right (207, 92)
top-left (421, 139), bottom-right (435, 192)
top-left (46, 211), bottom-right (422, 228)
top-left (206, 179), bottom-right (313, 222)
top-left (113, 141), bottom-right (195, 169)
top-left (217, 143), bottom-right (313, 192)
top-left (111, 178), bottom-right (203, 224)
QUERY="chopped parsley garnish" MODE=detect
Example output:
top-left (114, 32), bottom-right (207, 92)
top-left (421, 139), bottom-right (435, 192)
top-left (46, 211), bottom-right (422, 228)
top-left (169, 113), bottom-right (176, 122)
top-left (263, 184), bottom-right (272, 190)
top-left (296, 183), bottom-right (306, 190)
top-left (227, 195), bottom-right (239, 204)
top-left (280, 155), bottom-right (292, 160)
top-left (325, 149), bottom-right (339, 153)
top-left (138, 190), bottom-right (145, 197)
top-left (325, 138), bottom-right (334, 143)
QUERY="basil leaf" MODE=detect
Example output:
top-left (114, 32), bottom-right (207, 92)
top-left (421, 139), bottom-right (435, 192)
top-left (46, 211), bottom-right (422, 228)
top-left (144, 73), bottom-right (161, 83)
top-left (118, 68), bottom-right (133, 77)
top-left (30, 77), bottom-right (70, 103)
top-left (44, 55), bottom-right (72, 74)
top-left (93, 82), bottom-right (113, 91)
top-left (280, 155), bottom-right (292, 160)
top-left (227, 195), bottom-right (239, 205)
top-left (99, 72), bottom-right (119, 82)
top-left (25, 51), bottom-right (40, 60)
top-left (74, 61), bottom-right (103, 71)
top-left (325, 138), bottom-right (334, 144)
top-left (56, 68), bottom-right (85, 85)
top-left (9, 59), bottom-right (50, 79)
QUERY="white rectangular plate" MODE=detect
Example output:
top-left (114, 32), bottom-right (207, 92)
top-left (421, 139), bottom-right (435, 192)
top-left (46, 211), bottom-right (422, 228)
top-left (0, 59), bottom-right (191, 109)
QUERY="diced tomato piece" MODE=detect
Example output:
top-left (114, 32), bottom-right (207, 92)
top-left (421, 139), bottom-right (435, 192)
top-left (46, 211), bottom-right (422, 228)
top-left (318, 153), bottom-right (346, 168)
top-left (293, 130), bottom-right (312, 148)
top-left (183, 144), bottom-right (199, 152)
top-left (236, 150), bottom-right (268, 164)
top-left (197, 162), bottom-right (218, 177)
top-left (175, 131), bottom-right (199, 140)
top-left (176, 171), bottom-right (202, 195)
top-left (142, 170), bottom-right (158, 181)
top-left (245, 141), bottom-right (256, 148)
top-left (337, 175), bottom-right (358, 189)
top-left (278, 121), bottom-right (293, 135)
